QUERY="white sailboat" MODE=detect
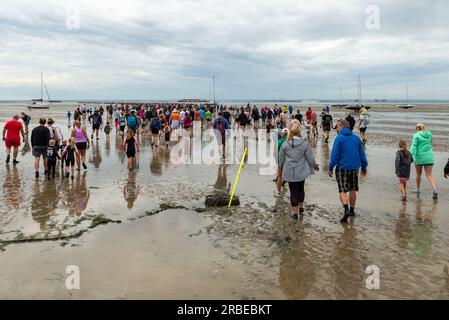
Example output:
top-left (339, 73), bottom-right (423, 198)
top-left (27, 73), bottom-right (61, 109)
top-left (397, 83), bottom-right (415, 109)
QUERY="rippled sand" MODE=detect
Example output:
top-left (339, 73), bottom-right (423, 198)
top-left (0, 104), bottom-right (448, 299)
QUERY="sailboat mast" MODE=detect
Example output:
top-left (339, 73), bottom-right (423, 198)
top-left (358, 75), bottom-right (362, 105)
top-left (41, 72), bottom-right (43, 101)
top-left (41, 73), bottom-right (51, 101)
top-left (339, 85), bottom-right (342, 101)
top-left (213, 75), bottom-right (216, 112)
top-left (406, 83), bottom-right (409, 105)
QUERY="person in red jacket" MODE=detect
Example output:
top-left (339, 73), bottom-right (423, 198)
top-left (3, 115), bottom-right (25, 164)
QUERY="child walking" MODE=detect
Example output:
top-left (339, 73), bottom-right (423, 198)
top-left (164, 124), bottom-right (171, 147)
top-left (104, 121), bottom-right (111, 139)
top-left (59, 139), bottom-right (67, 168)
top-left (395, 140), bottom-right (413, 201)
top-left (47, 139), bottom-right (61, 180)
top-left (124, 129), bottom-right (140, 170)
top-left (61, 138), bottom-right (79, 179)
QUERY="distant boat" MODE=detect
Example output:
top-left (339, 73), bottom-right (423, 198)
top-left (346, 76), bottom-right (371, 111)
top-left (332, 104), bottom-right (349, 109)
top-left (397, 83), bottom-right (415, 109)
top-left (27, 73), bottom-right (61, 109)
top-left (332, 85), bottom-right (348, 108)
top-left (346, 105), bottom-right (371, 111)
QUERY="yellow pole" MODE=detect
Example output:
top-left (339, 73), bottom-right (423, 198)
top-left (228, 147), bottom-right (248, 207)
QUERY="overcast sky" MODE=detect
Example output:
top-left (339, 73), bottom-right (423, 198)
top-left (1, 0), bottom-right (449, 100)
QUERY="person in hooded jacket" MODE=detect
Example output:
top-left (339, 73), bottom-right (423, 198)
top-left (410, 124), bottom-right (438, 198)
top-left (278, 125), bottom-right (319, 220)
top-left (329, 119), bottom-right (368, 223)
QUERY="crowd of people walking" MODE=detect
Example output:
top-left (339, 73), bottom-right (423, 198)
top-left (2, 102), bottom-right (448, 224)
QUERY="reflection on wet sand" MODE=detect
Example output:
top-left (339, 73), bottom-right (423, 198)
top-left (279, 221), bottom-right (317, 299)
top-left (2, 166), bottom-right (22, 209)
top-left (104, 139), bottom-right (111, 158)
top-left (116, 135), bottom-right (126, 165)
top-left (31, 180), bottom-right (59, 230)
top-left (123, 171), bottom-right (138, 209)
top-left (410, 198), bottom-right (436, 257)
top-left (150, 149), bottom-right (162, 176)
top-left (60, 172), bottom-right (90, 217)
top-left (21, 138), bottom-right (31, 157)
top-left (89, 140), bottom-right (102, 168)
top-left (395, 204), bottom-right (413, 250)
top-left (333, 224), bottom-right (367, 299)
top-left (320, 143), bottom-right (330, 172)
top-left (214, 164), bottom-right (230, 192)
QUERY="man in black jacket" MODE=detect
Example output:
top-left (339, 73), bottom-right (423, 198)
top-left (31, 118), bottom-right (50, 178)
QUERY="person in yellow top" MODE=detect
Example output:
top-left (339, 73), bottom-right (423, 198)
top-left (282, 105), bottom-right (288, 114)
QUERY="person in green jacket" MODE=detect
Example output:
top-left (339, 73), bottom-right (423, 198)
top-left (409, 124), bottom-right (438, 198)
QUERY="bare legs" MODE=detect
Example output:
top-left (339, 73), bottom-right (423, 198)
top-left (76, 149), bottom-right (87, 170)
top-left (339, 191), bottom-right (357, 208)
top-left (415, 165), bottom-right (437, 191)
top-left (127, 157), bottom-right (136, 170)
top-left (400, 181), bottom-right (407, 198)
top-left (424, 165), bottom-right (437, 190)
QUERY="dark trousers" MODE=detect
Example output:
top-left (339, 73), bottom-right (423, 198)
top-left (288, 181), bottom-right (305, 206)
top-left (47, 160), bottom-right (56, 177)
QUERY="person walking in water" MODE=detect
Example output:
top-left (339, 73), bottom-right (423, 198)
top-left (89, 110), bottom-right (103, 140)
top-left (410, 124), bottom-right (439, 198)
top-left (31, 118), bottom-right (50, 178)
top-left (46, 139), bottom-right (60, 180)
top-left (278, 125), bottom-right (319, 220)
top-left (395, 140), bottom-right (413, 202)
top-left (3, 114), bottom-right (25, 165)
top-left (212, 111), bottom-right (230, 159)
top-left (71, 120), bottom-right (90, 171)
top-left (61, 137), bottom-right (78, 179)
top-left (67, 110), bottom-right (72, 124)
top-left (358, 108), bottom-right (369, 144)
top-left (124, 129), bottom-right (140, 170)
top-left (20, 112), bottom-right (31, 134)
top-left (321, 111), bottom-right (333, 143)
top-left (329, 119), bottom-right (368, 223)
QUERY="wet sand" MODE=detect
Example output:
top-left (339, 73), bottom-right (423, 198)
top-left (1, 104), bottom-right (449, 299)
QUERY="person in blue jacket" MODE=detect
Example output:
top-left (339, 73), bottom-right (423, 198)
top-left (329, 119), bottom-right (368, 223)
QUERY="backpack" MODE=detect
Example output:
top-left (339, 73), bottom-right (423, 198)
top-left (151, 118), bottom-right (161, 131)
top-left (128, 115), bottom-right (137, 128)
top-left (362, 116), bottom-right (370, 126)
top-left (324, 115), bottom-right (331, 126)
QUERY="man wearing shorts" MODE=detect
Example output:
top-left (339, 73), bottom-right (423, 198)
top-left (31, 118), bottom-right (51, 178)
top-left (329, 119), bottom-right (368, 223)
top-left (89, 110), bottom-right (103, 140)
top-left (3, 115), bottom-right (25, 165)
top-left (321, 111), bottom-right (333, 143)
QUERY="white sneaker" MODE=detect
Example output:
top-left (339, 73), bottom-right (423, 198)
top-left (413, 189), bottom-right (421, 195)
